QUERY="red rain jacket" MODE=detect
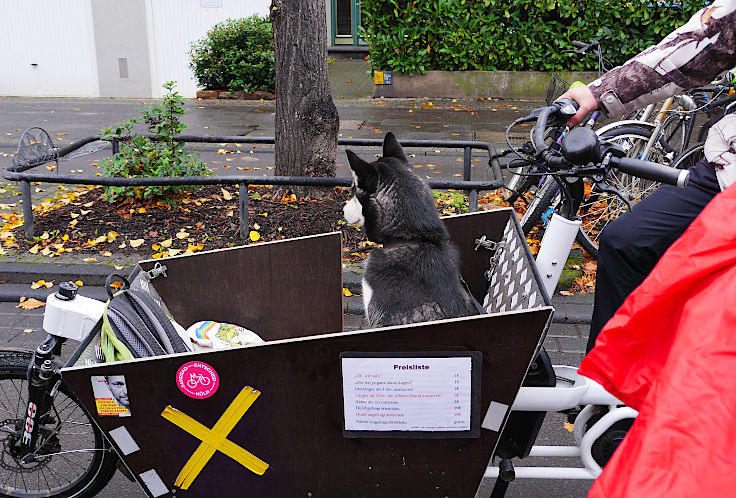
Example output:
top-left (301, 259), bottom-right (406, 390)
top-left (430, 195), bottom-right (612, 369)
top-left (579, 184), bottom-right (736, 497)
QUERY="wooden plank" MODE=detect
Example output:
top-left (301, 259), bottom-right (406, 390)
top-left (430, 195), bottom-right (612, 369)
top-left (137, 233), bottom-right (344, 339)
top-left (62, 308), bottom-right (551, 497)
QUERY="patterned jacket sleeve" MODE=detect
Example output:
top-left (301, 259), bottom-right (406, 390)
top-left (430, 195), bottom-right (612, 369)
top-left (589, 0), bottom-right (736, 117)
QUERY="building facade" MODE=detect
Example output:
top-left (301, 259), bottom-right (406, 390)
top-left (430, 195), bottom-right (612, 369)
top-left (0, 0), bottom-right (365, 98)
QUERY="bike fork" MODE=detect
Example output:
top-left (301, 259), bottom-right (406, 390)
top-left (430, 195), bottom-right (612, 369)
top-left (18, 335), bottom-right (65, 462)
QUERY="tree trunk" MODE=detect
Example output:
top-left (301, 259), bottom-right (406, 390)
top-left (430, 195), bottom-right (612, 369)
top-left (270, 0), bottom-right (339, 198)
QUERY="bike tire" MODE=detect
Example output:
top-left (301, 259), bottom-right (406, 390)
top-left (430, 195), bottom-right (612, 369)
top-left (671, 142), bottom-right (705, 170)
top-left (0, 350), bottom-right (118, 497)
top-left (520, 176), bottom-right (559, 234)
top-left (576, 125), bottom-right (669, 256)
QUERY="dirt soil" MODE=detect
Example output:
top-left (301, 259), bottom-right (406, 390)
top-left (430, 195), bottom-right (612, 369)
top-left (10, 185), bottom-right (369, 259)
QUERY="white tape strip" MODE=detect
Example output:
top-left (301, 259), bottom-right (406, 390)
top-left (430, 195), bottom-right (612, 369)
top-left (108, 426), bottom-right (140, 456)
top-left (481, 400), bottom-right (509, 432)
top-left (139, 469), bottom-right (169, 497)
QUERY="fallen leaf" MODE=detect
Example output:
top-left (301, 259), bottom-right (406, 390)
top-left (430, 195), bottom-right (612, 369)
top-left (564, 422), bottom-right (575, 433)
top-left (343, 288), bottom-right (353, 297)
top-left (82, 257), bottom-right (97, 262)
top-left (74, 280), bottom-right (83, 287)
top-left (249, 231), bottom-right (260, 242)
top-left (129, 239), bottom-right (145, 248)
top-left (176, 231), bottom-right (189, 239)
top-left (16, 297), bottom-right (46, 310)
top-left (221, 188), bottom-right (233, 201)
top-left (559, 290), bottom-right (574, 296)
top-left (160, 238), bottom-right (173, 248)
top-left (31, 280), bottom-right (53, 289)
top-left (101, 251), bottom-right (112, 257)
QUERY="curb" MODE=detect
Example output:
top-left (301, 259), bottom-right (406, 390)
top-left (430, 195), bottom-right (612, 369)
top-left (0, 262), bottom-right (135, 287)
top-left (0, 283), bottom-right (109, 303)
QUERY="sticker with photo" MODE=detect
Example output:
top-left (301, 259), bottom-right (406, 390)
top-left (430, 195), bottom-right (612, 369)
top-left (91, 375), bottom-right (131, 417)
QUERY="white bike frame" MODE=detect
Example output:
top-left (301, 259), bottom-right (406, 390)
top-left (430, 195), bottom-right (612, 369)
top-left (484, 211), bottom-right (633, 482)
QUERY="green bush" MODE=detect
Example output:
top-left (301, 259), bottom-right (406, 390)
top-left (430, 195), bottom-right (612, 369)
top-left (362, 0), bottom-right (709, 73)
top-left (99, 81), bottom-right (210, 202)
top-left (189, 16), bottom-right (275, 92)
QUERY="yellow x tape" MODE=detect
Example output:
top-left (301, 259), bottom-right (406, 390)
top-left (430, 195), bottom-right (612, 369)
top-left (161, 386), bottom-right (269, 490)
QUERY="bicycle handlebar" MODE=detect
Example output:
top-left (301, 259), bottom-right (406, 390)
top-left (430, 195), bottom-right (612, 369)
top-left (611, 156), bottom-right (689, 188)
top-left (531, 102), bottom-right (690, 188)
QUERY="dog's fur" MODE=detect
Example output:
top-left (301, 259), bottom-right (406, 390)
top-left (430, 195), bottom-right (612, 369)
top-left (343, 132), bottom-right (479, 328)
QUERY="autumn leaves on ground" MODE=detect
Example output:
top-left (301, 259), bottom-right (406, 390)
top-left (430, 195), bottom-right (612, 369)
top-left (1, 184), bottom-right (597, 294)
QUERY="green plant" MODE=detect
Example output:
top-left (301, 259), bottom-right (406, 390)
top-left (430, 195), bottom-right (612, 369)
top-left (361, 0), bottom-right (709, 74)
top-left (432, 190), bottom-right (469, 214)
top-left (189, 16), bottom-right (275, 93)
top-left (99, 81), bottom-right (210, 202)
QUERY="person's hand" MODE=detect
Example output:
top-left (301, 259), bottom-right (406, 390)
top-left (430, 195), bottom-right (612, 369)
top-left (556, 85), bottom-right (599, 127)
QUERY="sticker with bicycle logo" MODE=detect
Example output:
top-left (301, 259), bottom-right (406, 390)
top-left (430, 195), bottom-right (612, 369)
top-left (176, 361), bottom-right (220, 399)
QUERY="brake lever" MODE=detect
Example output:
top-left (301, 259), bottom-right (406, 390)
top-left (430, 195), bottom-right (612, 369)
top-left (592, 181), bottom-right (632, 211)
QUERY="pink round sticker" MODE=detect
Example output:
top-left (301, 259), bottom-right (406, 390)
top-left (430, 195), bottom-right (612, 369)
top-left (176, 361), bottom-right (220, 399)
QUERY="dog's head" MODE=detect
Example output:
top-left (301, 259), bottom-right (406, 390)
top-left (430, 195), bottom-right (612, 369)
top-left (343, 132), bottom-right (447, 244)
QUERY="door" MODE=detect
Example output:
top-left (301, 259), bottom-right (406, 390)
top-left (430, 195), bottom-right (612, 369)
top-left (333, 0), bottom-right (366, 46)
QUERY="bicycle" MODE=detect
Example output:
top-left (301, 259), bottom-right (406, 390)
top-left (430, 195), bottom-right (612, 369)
top-left (488, 99), bottom-right (688, 497)
top-left (0, 100), bottom-right (689, 496)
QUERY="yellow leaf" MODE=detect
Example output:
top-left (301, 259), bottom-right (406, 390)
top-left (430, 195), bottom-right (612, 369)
top-left (151, 252), bottom-right (165, 259)
top-left (74, 280), bottom-right (83, 287)
top-left (94, 235), bottom-right (107, 244)
top-left (23, 329), bottom-right (34, 333)
top-left (83, 201), bottom-right (94, 208)
top-left (29, 244), bottom-right (39, 254)
top-left (564, 422), bottom-right (575, 433)
top-left (118, 242), bottom-right (126, 249)
top-left (61, 234), bottom-right (69, 241)
top-left (101, 251), bottom-right (112, 257)
top-left (253, 223), bottom-right (260, 230)
top-left (138, 208), bottom-right (146, 214)
top-left (168, 248), bottom-right (181, 256)
top-left (40, 247), bottom-right (51, 256)
top-left (31, 280), bottom-right (53, 289)
top-left (249, 231), bottom-right (260, 242)
top-left (343, 288), bottom-right (353, 296)
top-left (221, 188), bottom-right (233, 201)
top-left (176, 231), bottom-right (189, 239)
top-left (82, 257), bottom-right (96, 262)
top-left (69, 219), bottom-right (78, 227)
top-left (16, 298), bottom-right (46, 310)
top-left (80, 209), bottom-right (91, 215)
top-left (129, 239), bottom-right (145, 248)
top-left (160, 238), bottom-right (172, 248)
top-left (152, 243), bottom-right (161, 250)
top-left (107, 231), bottom-right (119, 241)
top-left (40, 231), bottom-right (50, 240)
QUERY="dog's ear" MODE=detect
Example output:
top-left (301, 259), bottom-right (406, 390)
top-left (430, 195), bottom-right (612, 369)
top-left (346, 149), bottom-right (371, 179)
top-left (382, 132), bottom-right (408, 162)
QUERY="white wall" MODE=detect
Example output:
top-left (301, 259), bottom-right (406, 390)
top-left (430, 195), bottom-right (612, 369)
top-left (0, 0), bottom-right (98, 97)
top-left (146, 0), bottom-right (269, 97)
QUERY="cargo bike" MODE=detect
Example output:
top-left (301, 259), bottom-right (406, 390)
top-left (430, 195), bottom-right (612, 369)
top-left (0, 101), bottom-right (688, 497)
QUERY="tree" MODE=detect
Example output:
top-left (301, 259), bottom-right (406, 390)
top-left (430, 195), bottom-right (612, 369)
top-left (270, 0), bottom-right (339, 197)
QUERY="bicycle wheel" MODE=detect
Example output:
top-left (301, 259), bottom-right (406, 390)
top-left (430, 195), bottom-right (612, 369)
top-left (520, 176), bottom-right (559, 234)
top-left (671, 142), bottom-right (705, 170)
top-left (576, 125), bottom-right (670, 256)
top-left (0, 351), bottom-right (118, 497)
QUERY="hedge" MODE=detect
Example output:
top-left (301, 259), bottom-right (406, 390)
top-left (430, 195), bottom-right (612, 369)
top-left (361, 0), bottom-right (709, 74)
top-left (189, 16), bottom-right (274, 93)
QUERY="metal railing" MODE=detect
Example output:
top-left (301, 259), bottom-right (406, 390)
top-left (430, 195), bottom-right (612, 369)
top-left (3, 135), bottom-right (505, 240)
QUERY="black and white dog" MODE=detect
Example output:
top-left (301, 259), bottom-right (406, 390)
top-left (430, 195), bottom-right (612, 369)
top-left (343, 132), bottom-right (479, 328)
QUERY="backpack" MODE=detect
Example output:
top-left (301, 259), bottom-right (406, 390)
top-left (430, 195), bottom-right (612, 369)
top-left (101, 274), bottom-right (190, 362)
